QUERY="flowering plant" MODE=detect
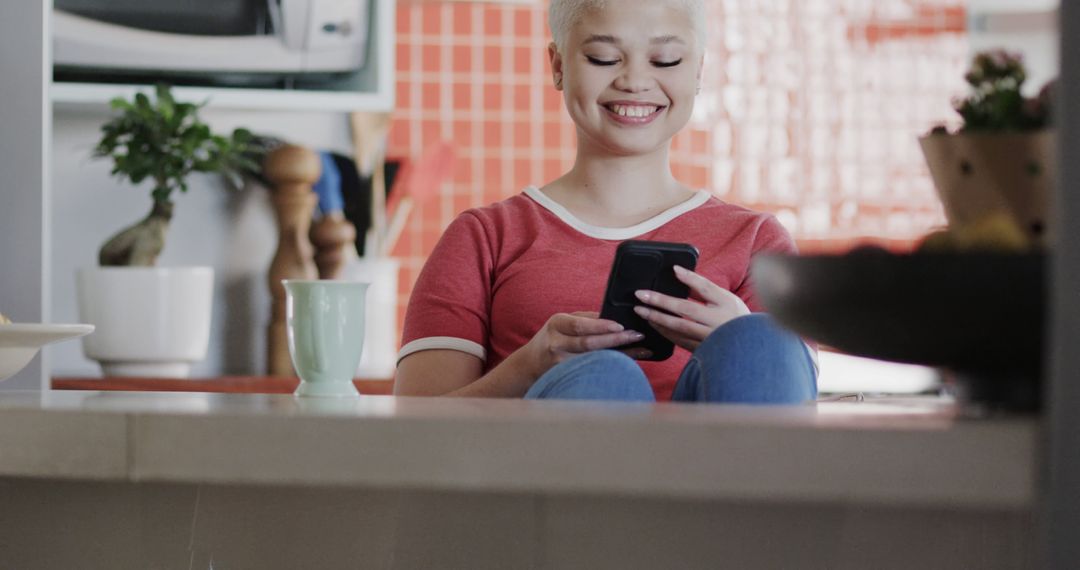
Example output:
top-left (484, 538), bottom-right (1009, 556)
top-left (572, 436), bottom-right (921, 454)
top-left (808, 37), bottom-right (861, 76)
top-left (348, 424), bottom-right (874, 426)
top-left (931, 49), bottom-right (1054, 134)
top-left (918, 49), bottom-right (1058, 253)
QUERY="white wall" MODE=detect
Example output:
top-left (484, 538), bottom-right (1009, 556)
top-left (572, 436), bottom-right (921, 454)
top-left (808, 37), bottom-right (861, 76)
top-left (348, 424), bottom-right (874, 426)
top-left (968, 0), bottom-right (1059, 93)
top-left (48, 108), bottom-right (354, 377)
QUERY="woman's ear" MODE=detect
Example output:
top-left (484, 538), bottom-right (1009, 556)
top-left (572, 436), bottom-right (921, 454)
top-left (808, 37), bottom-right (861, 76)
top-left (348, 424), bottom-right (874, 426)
top-left (549, 42), bottom-right (564, 90)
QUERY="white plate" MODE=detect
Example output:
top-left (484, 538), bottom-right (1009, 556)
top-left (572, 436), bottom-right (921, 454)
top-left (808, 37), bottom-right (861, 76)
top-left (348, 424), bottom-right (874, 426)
top-left (0, 323), bottom-right (95, 382)
top-left (0, 323), bottom-right (95, 346)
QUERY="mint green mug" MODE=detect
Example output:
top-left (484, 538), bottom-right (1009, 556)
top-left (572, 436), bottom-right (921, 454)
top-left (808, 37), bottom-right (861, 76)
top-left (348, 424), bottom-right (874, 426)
top-left (283, 280), bottom-right (370, 397)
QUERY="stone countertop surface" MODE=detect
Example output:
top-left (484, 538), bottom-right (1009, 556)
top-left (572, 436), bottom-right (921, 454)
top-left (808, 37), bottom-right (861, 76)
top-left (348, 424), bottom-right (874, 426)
top-left (0, 391), bottom-right (1034, 509)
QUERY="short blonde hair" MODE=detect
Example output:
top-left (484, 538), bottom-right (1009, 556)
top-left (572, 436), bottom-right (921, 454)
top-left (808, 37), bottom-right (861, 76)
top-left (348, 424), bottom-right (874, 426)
top-left (548, 0), bottom-right (706, 52)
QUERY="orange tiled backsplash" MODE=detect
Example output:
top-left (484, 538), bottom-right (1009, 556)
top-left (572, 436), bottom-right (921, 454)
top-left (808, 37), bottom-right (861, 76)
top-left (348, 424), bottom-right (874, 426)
top-left (385, 0), bottom-right (968, 329)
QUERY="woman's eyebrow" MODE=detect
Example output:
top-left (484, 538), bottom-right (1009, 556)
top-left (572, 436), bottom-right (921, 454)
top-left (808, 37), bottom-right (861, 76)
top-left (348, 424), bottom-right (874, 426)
top-left (582, 34), bottom-right (619, 46)
top-left (582, 34), bottom-right (685, 46)
top-left (650, 35), bottom-right (685, 45)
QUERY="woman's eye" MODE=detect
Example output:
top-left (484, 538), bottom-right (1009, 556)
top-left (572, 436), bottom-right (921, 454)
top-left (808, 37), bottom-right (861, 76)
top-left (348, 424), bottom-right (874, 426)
top-left (586, 56), bottom-right (619, 66)
top-left (653, 59), bottom-right (683, 68)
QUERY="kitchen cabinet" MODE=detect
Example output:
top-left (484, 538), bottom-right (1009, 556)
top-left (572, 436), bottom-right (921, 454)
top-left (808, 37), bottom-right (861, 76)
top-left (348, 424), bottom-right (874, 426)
top-left (51, 0), bottom-right (397, 112)
top-left (0, 0), bottom-right (398, 389)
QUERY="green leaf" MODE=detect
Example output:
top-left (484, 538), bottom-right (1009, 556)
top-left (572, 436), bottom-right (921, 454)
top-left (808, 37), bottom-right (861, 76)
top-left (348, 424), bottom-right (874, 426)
top-left (235, 156), bottom-right (261, 173)
top-left (90, 83), bottom-right (265, 236)
top-left (154, 83), bottom-right (174, 106)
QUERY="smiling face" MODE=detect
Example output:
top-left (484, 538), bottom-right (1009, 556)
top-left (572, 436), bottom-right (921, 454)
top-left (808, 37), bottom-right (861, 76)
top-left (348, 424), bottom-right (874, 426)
top-left (550, 0), bottom-right (703, 157)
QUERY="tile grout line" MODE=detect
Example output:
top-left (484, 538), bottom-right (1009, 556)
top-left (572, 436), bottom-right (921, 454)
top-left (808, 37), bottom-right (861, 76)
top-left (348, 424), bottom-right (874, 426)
top-left (471, 3), bottom-right (484, 211)
top-left (501, 7), bottom-right (515, 197)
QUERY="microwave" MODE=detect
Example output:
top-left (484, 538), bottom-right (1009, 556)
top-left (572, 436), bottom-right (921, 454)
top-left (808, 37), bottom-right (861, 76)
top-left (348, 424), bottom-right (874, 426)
top-left (53, 0), bottom-right (371, 78)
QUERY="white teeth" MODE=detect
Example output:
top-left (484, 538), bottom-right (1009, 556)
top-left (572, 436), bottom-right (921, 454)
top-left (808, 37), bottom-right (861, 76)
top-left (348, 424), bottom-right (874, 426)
top-left (610, 104), bottom-right (658, 118)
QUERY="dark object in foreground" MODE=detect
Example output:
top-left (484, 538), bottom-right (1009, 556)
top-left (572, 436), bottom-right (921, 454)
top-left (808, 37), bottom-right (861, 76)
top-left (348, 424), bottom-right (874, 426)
top-left (752, 250), bottom-right (1045, 412)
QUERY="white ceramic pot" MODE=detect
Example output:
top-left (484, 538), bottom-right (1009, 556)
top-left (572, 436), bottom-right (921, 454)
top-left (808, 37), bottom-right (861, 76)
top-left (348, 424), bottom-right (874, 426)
top-left (76, 267), bottom-right (214, 378)
top-left (919, 130), bottom-right (1056, 246)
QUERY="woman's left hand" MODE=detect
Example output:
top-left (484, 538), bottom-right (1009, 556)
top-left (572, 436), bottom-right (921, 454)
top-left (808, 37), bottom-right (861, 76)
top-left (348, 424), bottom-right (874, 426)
top-left (632, 265), bottom-right (750, 352)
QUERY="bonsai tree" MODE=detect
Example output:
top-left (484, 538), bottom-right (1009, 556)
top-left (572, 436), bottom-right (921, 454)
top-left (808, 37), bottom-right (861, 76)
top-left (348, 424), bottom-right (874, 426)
top-left (93, 83), bottom-right (258, 266)
top-left (931, 49), bottom-right (1054, 135)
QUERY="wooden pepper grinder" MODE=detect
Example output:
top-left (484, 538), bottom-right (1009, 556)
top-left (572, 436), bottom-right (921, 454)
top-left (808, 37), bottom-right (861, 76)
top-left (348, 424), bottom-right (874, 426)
top-left (264, 144), bottom-right (320, 377)
top-left (310, 212), bottom-right (357, 279)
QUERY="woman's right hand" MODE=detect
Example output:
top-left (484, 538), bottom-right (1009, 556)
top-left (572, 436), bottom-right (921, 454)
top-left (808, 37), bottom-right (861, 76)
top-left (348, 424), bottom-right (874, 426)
top-left (522, 312), bottom-right (646, 376)
top-left (397, 312), bottom-right (646, 398)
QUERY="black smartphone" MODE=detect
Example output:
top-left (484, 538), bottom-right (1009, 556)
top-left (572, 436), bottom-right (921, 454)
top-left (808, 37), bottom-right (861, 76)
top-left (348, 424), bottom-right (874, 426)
top-left (599, 240), bottom-right (700, 361)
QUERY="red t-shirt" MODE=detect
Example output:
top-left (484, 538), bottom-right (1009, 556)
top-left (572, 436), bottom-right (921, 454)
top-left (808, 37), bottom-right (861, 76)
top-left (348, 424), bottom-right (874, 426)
top-left (399, 187), bottom-right (798, 400)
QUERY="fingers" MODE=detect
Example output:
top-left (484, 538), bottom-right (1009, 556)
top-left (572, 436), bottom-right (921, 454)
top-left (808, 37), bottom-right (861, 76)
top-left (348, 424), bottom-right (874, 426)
top-left (567, 330), bottom-right (645, 353)
top-left (672, 265), bottom-right (731, 305)
top-left (648, 320), bottom-right (701, 352)
top-left (633, 304), bottom-right (712, 344)
top-left (547, 313), bottom-right (643, 353)
top-left (571, 311), bottom-right (601, 319)
top-left (553, 313), bottom-right (624, 336)
top-left (636, 268), bottom-right (750, 328)
top-left (634, 289), bottom-right (712, 325)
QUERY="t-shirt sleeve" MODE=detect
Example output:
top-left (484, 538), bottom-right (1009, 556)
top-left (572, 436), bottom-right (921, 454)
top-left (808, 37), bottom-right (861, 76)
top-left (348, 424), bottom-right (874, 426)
top-left (734, 214), bottom-right (797, 312)
top-left (398, 212), bottom-right (493, 364)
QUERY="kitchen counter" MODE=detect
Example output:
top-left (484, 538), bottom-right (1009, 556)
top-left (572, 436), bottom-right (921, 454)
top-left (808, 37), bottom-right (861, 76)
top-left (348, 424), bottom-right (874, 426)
top-left (0, 390), bottom-right (1034, 508)
top-left (0, 391), bottom-right (1037, 568)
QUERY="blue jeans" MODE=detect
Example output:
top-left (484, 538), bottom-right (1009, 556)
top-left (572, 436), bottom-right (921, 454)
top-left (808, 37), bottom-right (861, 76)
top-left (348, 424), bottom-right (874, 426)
top-left (523, 314), bottom-right (817, 404)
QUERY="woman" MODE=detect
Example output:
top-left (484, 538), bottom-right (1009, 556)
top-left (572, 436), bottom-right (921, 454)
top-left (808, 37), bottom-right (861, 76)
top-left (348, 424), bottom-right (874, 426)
top-left (394, 0), bottom-right (816, 403)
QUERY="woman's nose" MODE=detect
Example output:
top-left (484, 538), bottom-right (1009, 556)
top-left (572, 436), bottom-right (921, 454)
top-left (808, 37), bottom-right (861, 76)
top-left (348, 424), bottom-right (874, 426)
top-left (613, 62), bottom-right (655, 93)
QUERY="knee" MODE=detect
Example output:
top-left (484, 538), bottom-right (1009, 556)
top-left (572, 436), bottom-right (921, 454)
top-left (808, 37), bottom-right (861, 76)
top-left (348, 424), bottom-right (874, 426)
top-left (570, 350), bottom-right (641, 374)
top-left (527, 350), bottom-right (654, 402)
top-left (555, 350), bottom-right (648, 388)
top-left (693, 313), bottom-right (817, 402)
top-left (704, 313), bottom-right (800, 352)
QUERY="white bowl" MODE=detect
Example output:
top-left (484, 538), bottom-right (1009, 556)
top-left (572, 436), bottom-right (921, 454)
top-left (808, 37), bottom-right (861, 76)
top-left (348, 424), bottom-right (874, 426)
top-left (0, 324), bottom-right (95, 382)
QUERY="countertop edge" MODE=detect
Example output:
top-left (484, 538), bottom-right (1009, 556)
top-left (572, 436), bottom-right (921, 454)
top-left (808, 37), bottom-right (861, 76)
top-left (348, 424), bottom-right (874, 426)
top-left (0, 398), bottom-right (1034, 509)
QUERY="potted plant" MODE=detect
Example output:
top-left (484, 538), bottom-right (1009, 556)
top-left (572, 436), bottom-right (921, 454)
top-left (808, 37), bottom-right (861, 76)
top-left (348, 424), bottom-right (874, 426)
top-left (919, 49), bottom-right (1056, 250)
top-left (76, 84), bottom-right (256, 377)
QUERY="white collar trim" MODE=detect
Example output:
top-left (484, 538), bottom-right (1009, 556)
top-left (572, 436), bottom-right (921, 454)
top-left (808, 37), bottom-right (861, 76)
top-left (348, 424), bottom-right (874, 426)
top-left (523, 186), bottom-right (711, 240)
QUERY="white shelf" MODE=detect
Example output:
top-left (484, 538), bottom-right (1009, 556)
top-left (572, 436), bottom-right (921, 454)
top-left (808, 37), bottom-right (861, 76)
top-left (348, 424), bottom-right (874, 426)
top-left (51, 0), bottom-right (396, 113)
top-left (51, 81), bottom-right (393, 113)
top-left (970, 8), bottom-right (1057, 34)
